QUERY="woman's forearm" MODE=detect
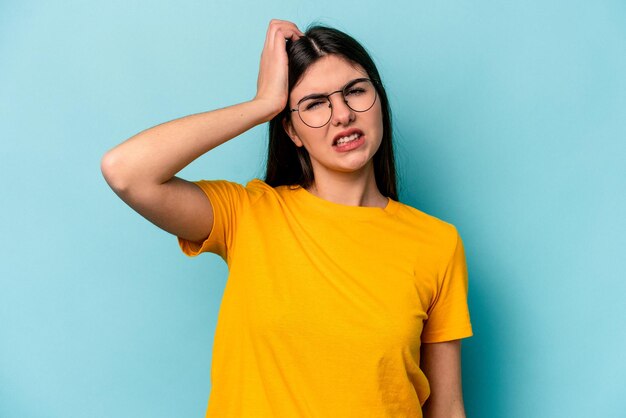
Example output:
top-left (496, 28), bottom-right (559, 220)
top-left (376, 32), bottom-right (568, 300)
top-left (423, 402), bottom-right (466, 418)
top-left (101, 98), bottom-right (278, 192)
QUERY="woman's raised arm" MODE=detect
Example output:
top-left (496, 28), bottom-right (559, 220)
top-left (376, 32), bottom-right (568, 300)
top-left (100, 19), bottom-right (303, 243)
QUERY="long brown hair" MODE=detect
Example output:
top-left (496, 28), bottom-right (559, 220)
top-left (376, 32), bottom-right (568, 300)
top-left (264, 24), bottom-right (398, 201)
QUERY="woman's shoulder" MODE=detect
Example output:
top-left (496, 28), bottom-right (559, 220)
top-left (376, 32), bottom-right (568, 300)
top-left (244, 177), bottom-right (281, 195)
top-left (245, 177), bottom-right (302, 196)
top-left (245, 177), bottom-right (273, 190)
top-left (191, 177), bottom-right (275, 206)
top-left (393, 200), bottom-right (461, 244)
top-left (241, 177), bottom-right (294, 205)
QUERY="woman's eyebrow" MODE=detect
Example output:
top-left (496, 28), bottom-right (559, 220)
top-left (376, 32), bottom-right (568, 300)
top-left (296, 92), bottom-right (327, 105)
top-left (296, 78), bottom-right (362, 105)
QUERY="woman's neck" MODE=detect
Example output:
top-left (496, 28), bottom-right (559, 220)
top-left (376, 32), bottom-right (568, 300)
top-left (305, 165), bottom-right (388, 208)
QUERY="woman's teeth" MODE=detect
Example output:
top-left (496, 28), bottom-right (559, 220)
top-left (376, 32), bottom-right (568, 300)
top-left (335, 133), bottom-right (361, 145)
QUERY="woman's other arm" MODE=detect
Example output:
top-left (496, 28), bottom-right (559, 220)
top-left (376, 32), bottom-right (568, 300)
top-left (420, 340), bottom-right (467, 418)
top-left (100, 20), bottom-right (304, 243)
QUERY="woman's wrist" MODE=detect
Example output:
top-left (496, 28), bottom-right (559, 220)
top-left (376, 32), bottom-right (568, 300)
top-left (249, 97), bottom-right (286, 123)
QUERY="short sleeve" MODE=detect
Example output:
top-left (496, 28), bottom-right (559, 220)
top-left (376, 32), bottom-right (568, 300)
top-left (177, 179), bottom-right (247, 263)
top-left (421, 229), bottom-right (473, 343)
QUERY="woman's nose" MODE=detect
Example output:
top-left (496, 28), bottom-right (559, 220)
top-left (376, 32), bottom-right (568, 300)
top-left (329, 94), bottom-right (355, 126)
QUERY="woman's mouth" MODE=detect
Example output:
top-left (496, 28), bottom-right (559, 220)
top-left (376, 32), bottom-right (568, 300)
top-left (334, 132), bottom-right (361, 145)
top-left (332, 133), bottom-right (365, 152)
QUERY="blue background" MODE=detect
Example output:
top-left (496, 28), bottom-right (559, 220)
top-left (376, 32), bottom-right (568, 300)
top-left (1, 1), bottom-right (625, 417)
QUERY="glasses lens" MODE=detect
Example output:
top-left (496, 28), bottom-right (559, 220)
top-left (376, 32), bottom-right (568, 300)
top-left (344, 79), bottom-right (377, 112)
top-left (298, 97), bottom-right (332, 128)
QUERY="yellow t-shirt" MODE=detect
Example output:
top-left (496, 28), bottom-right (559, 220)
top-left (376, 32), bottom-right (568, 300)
top-left (178, 178), bottom-right (473, 418)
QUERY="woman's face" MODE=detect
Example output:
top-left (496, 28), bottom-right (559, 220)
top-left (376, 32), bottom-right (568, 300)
top-left (283, 54), bottom-right (384, 177)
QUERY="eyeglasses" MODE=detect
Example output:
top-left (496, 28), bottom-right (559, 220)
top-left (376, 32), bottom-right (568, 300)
top-left (289, 78), bottom-right (378, 128)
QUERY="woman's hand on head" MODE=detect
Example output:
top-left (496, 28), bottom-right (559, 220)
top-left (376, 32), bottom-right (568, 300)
top-left (254, 19), bottom-right (304, 120)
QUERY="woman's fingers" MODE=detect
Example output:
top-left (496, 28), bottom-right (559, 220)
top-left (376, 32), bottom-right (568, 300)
top-left (267, 19), bottom-right (304, 48)
top-left (254, 19), bottom-right (304, 117)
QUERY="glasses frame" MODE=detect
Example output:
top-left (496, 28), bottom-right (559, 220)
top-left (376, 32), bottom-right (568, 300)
top-left (288, 77), bottom-right (378, 128)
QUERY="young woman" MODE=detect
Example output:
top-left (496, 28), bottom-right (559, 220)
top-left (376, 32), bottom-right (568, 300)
top-left (101, 19), bottom-right (473, 418)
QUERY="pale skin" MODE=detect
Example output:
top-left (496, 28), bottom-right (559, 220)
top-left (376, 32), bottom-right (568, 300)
top-left (100, 19), bottom-right (466, 417)
top-left (282, 53), bottom-right (389, 209)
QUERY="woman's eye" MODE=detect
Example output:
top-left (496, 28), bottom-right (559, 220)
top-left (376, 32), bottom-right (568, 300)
top-left (346, 88), bottom-right (365, 96)
top-left (305, 101), bottom-right (324, 110)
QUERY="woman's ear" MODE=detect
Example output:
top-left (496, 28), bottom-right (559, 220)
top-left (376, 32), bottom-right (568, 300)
top-left (282, 117), bottom-right (304, 147)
